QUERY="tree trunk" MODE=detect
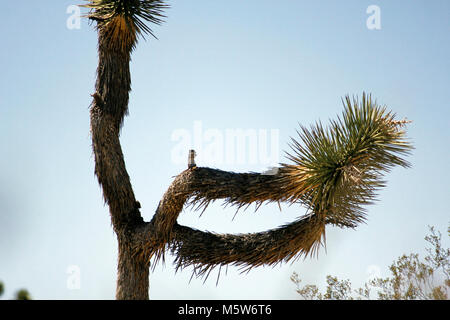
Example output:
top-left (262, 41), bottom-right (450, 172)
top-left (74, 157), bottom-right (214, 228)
top-left (116, 236), bottom-right (149, 300)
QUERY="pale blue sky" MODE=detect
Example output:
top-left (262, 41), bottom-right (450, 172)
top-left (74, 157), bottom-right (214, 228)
top-left (0, 0), bottom-right (449, 299)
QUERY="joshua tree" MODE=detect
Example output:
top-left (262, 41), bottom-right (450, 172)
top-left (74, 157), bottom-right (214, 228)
top-left (82, 0), bottom-right (413, 299)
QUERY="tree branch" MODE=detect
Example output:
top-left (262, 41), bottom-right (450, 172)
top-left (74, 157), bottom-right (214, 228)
top-left (132, 166), bottom-right (327, 275)
top-left (91, 105), bottom-right (142, 229)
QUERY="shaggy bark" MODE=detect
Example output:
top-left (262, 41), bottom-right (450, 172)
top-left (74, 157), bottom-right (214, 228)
top-left (90, 26), bottom-right (149, 299)
top-left (116, 234), bottom-right (149, 300)
top-left (133, 167), bottom-right (328, 276)
top-left (91, 100), bottom-right (150, 299)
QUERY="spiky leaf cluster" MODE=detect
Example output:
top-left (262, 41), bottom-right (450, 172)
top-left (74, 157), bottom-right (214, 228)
top-left (82, 0), bottom-right (168, 41)
top-left (284, 93), bottom-right (413, 228)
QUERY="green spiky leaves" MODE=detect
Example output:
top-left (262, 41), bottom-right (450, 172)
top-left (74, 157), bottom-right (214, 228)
top-left (82, 0), bottom-right (168, 42)
top-left (284, 93), bottom-right (413, 228)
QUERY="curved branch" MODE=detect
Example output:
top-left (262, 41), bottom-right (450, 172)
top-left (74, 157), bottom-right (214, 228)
top-left (170, 213), bottom-right (326, 276)
top-left (132, 166), bottom-right (327, 273)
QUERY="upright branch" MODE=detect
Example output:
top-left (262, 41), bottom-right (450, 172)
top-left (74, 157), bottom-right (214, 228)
top-left (84, 0), bottom-right (167, 232)
top-left (83, 0), bottom-right (168, 299)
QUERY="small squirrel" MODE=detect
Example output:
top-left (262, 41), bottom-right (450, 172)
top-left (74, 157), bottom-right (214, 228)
top-left (188, 150), bottom-right (196, 169)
